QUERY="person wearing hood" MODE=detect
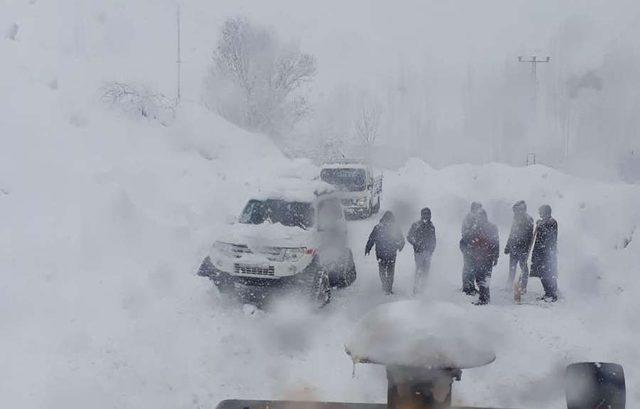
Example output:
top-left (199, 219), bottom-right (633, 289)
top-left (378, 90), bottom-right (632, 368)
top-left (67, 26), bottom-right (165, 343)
top-left (460, 202), bottom-right (482, 295)
top-left (407, 207), bottom-right (437, 294)
top-left (465, 209), bottom-right (499, 305)
top-left (366, 211), bottom-right (405, 294)
top-left (531, 205), bottom-right (559, 302)
top-left (505, 200), bottom-right (534, 291)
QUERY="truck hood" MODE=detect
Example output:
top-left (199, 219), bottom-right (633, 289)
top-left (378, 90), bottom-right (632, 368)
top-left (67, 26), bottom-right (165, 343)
top-left (217, 222), bottom-right (314, 249)
top-left (334, 190), bottom-right (369, 200)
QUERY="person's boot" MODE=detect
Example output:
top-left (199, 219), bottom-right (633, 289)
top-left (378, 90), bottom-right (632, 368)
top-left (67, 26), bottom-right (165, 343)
top-left (513, 281), bottom-right (522, 304)
top-left (537, 294), bottom-right (557, 302)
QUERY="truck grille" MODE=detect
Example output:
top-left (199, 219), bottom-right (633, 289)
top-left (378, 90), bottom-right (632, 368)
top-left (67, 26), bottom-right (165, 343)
top-left (230, 245), bottom-right (284, 261)
top-left (230, 244), bottom-right (251, 258)
top-left (234, 264), bottom-right (275, 276)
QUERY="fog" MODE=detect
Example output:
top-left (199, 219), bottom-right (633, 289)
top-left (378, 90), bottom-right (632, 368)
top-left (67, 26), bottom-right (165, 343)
top-left (2, 1), bottom-right (640, 408)
top-left (203, 0), bottom-right (640, 179)
top-left (16, 0), bottom-right (638, 177)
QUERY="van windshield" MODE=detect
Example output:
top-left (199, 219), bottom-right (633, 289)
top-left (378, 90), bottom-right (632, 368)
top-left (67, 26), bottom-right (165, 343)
top-left (239, 199), bottom-right (314, 229)
top-left (320, 168), bottom-right (366, 191)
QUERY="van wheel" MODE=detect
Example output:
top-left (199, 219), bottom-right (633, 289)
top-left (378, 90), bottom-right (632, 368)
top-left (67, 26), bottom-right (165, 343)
top-left (311, 271), bottom-right (331, 308)
top-left (365, 201), bottom-right (373, 218)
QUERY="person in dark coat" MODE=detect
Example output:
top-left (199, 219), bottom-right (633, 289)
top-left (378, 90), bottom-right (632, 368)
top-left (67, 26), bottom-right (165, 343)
top-left (462, 209), bottom-right (499, 305)
top-left (531, 205), bottom-right (558, 301)
top-left (407, 207), bottom-right (436, 294)
top-left (460, 202), bottom-right (482, 294)
top-left (366, 211), bottom-right (405, 294)
top-left (504, 200), bottom-right (534, 291)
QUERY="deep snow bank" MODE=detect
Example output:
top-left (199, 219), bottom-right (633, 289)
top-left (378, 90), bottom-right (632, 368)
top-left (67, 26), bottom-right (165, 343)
top-left (384, 158), bottom-right (640, 297)
top-left (0, 8), bottom-right (306, 407)
top-left (376, 158), bottom-right (640, 407)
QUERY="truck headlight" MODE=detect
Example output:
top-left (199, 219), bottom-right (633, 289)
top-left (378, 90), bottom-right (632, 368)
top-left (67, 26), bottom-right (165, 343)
top-left (212, 241), bottom-right (235, 257)
top-left (356, 197), bottom-right (368, 206)
top-left (283, 247), bottom-right (316, 262)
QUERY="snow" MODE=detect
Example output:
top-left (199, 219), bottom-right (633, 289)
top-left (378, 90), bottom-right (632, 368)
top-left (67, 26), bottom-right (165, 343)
top-left (251, 178), bottom-right (335, 203)
top-left (216, 222), bottom-right (313, 251)
top-left (322, 163), bottom-right (369, 170)
top-left (346, 300), bottom-right (496, 369)
top-left (2, 2), bottom-right (640, 409)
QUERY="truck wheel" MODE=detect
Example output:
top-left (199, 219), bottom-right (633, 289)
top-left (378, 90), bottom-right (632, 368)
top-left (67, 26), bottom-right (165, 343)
top-left (214, 273), bottom-right (235, 295)
top-left (339, 249), bottom-right (357, 287)
top-left (311, 270), bottom-right (331, 308)
top-left (199, 257), bottom-right (234, 295)
top-left (197, 256), bottom-right (215, 278)
top-left (345, 256), bottom-right (357, 286)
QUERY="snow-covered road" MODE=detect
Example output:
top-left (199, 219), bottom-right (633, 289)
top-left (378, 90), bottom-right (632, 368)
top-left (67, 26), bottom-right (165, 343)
top-left (201, 195), bottom-right (638, 409)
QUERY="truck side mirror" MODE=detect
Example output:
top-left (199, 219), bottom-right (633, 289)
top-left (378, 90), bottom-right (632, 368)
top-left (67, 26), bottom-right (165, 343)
top-left (566, 362), bottom-right (625, 409)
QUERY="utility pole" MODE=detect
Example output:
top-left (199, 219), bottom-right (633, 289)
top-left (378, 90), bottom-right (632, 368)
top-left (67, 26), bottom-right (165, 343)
top-left (176, 4), bottom-right (182, 103)
top-left (518, 56), bottom-right (550, 164)
top-left (517, 56), bottom-right (550, 100)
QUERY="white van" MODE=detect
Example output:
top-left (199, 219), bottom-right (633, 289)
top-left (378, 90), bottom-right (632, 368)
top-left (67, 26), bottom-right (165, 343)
top-left (320, 161), bottom-right (383, 218)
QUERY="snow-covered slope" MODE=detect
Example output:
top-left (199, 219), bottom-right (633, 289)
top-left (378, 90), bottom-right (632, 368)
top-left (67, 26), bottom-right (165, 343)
top-left (0, 4), bottom-right (298, 407)
top-left (3, 2), bottom-right (640, 409)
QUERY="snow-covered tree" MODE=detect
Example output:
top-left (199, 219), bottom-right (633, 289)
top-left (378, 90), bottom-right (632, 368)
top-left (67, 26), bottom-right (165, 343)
top-left (208, 17), bottom-right (316, 137)
top-left (354, 99), bottom-right (382, 146)
top-left (100, 82), bottom-right (175, 126)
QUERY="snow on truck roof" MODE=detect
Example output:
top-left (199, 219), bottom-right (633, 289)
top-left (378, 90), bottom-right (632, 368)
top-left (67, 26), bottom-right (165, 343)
top-left (322, 162), bottom-right (368, 170)
top-left (250, 178), bottom-right (336, 203)
top-left (345, 300), bottom-right (496, 370)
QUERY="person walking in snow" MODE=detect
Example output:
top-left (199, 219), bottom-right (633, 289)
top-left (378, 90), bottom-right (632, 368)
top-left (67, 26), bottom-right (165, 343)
top-left (462, 209), bottom-right (499, 305)
top-left (505, 200), bottom-right (534, 292)
top-left (460, 202), bottom-right (483, 294)
top-left (531, 205), bottom-right (559, 302)
top-left (366, 211), bottom-right (405, 295)
top-left (407, 207), bottom-right (436, 294)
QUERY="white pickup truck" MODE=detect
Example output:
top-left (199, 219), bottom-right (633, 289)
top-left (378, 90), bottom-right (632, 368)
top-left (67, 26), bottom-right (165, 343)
top-left (320, 162), bottom-right (382, 218)
top-left (197, 179), bottom-right (356, 308)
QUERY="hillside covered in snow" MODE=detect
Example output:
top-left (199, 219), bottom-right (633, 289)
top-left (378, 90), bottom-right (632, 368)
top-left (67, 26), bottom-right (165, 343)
top-left (2, 1), bottom-right (640, 409)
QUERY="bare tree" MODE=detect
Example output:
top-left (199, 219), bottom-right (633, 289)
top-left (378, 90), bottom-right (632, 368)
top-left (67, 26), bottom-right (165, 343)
top-left (101, 82), bottom-right (176, 126)
top-left (210, 17), bottom-right (317, 136)
top-left (354, 100), bottom-right (382, 146)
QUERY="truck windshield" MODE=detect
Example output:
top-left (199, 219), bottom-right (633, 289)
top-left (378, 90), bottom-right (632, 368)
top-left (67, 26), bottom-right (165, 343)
top-left (321, 168), bottom-right (366, 191)
top-left (239, 199), bottom-right (314, 229)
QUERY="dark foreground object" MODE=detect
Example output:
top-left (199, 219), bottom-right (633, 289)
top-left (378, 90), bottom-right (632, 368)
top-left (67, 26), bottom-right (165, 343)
top-left (217, 400), bottom-right (501, 409)
top-left (215, 299), bottom-right (625, 409)
top-left (216, 361), bottom-right (625, 409)
top-left (566, 362), bottom-right (625, 409)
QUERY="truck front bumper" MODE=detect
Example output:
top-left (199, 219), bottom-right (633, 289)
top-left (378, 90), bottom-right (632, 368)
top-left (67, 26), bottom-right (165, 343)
top-left (198, 256), bottom-right (312, 288)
